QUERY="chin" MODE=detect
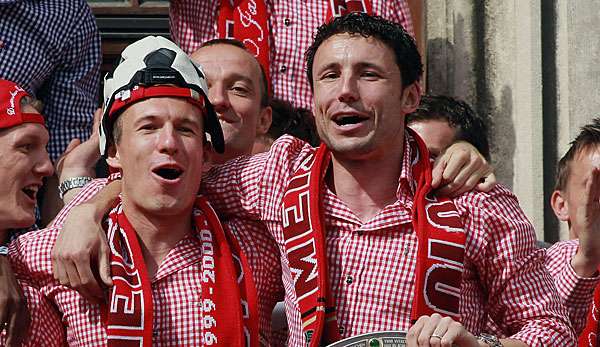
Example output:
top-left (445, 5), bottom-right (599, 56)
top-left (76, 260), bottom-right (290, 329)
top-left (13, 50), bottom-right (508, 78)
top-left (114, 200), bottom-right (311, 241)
top-left (8, 213), bottom-right (35, 229)
top-left (147, 196), bottom-right (191, 215)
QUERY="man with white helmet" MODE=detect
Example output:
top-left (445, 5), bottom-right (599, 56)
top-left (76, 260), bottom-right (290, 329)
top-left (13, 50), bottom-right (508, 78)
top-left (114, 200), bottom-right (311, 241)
top-left (3, 36), bottom-right (267, 346)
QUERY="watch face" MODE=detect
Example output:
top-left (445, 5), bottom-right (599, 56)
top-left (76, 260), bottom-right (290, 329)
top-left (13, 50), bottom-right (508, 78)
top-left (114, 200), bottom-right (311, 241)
top-left (478, 333), bottom-right (502, 347)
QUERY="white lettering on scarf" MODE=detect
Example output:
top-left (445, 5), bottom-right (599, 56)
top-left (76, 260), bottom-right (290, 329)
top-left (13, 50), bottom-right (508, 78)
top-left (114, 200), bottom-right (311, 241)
top-left (236, 0), bottom-right (264, 56)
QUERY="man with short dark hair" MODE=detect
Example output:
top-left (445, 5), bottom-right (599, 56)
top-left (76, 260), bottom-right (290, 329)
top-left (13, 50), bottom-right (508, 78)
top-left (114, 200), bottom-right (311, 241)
top-left (202, 14), bottom-right (574, 346)
top-left (407, 94), bottom-right (490, 159)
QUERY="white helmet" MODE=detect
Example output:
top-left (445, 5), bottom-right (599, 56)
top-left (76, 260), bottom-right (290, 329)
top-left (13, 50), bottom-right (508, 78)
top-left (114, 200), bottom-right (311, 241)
top-left (99, 36), bottom-right (224, 156)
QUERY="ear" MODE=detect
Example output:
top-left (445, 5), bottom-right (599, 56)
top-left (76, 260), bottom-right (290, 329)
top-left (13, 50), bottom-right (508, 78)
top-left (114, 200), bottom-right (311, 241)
top-left (256, 106), bottom-right (273, 136)
top-left (550, 189), bottom-right (570, 222)
top-left (400, 82), bottom-right (421, 115)
top-left (105, 145), bottom-right (122, 170)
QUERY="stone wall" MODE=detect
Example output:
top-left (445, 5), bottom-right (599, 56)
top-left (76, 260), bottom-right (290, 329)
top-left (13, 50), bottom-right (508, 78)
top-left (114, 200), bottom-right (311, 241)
top-left (423, 0), bottom-right (600, 241)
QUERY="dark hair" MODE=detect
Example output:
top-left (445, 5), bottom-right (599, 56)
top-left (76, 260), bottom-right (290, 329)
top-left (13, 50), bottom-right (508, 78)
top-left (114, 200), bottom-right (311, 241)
top-left (555, 118), bottom-right (600, 191)
top-left (407, 95), bottom-right (491, 160)
top-left (200, 38), bottom-right (270, 107)
top-left (267, 98), bottom-right (319, 146)
top-left (305, 12), bottom-right (422, 90)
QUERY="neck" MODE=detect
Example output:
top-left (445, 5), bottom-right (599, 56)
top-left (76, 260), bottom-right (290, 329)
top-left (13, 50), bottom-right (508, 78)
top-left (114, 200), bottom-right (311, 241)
top-left (328, 141), bottom-right (404, 222)
top-left (122, 201), bottom-right (193, 278)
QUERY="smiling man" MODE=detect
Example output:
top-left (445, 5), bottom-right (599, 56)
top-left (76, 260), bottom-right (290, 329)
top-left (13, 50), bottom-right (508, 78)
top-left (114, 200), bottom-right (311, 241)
top-left (3, 37), bottom-right (266, 346)
top-left (191, 39), bottom-right (272, 165)
top-left (199, 14), bottom-right (575, 346)
top-left (0, 80), bottom-right (54, 346)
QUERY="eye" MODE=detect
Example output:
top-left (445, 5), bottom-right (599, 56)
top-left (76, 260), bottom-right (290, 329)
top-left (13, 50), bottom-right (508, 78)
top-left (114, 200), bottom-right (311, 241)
top-left (230, 83), bottom-right (251, 96)
top-left (139, 124), bottom-right (157, 131)
top-left (320, 71), bottom-right (339, 80)
top-left (361, 71), bottom-right (381, 79)
top-left (18, 143), bottom-right (33, 153)
top-left (177, 126), bottom-right (197, 135)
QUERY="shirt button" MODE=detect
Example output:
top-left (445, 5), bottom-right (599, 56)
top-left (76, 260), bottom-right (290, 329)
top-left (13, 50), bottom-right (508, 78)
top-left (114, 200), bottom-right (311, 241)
top-left (345, 275), bottom-right (353, 285)
top-left (279, 65), bottom-right (287, 73)
top-left (339, 326), bottom-right (345, 335)
top-left (284, 18), bottom-right (291, 26)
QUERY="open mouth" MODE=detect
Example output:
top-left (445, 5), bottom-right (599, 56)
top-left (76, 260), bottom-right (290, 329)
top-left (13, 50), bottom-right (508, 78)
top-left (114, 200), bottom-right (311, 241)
top-left (152, 167), bottom-right (183, 181)
top-left (334, 115), bottom-right (366, 126)
top-left (21, 185), bottom-right (39, 200)
top-left (333, 113), bottom-right (369, 127)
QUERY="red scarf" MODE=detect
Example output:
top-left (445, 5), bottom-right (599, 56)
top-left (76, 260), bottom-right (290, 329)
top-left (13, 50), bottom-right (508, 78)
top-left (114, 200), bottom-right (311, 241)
top-left (281, 130), bottom-right (465, 346)
top-left (102, 196), bottom-right (259, 347)
top-left (326, 0), bottom-right (373, 19)
top-left (579, 277), bottom-right (600, 346)
top-left (217, 0), bottom-right (271, 92)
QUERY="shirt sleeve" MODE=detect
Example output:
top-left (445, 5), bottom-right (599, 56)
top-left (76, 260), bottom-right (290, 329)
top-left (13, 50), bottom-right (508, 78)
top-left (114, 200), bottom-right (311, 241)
top-left (546, 239), bottom-right (598, 335)
top-left (40, 1), bottom-right (101, 161)
top-left (0, 284), bottom-right (66, 347)
top-left (4, 231), bottom-right (65, 346)
top-left (202, 135), bottom-right (311, 221)
top-left (458, 186), bottom-right (576, 346)
top-left (50, 178), bottom-right (109, 228)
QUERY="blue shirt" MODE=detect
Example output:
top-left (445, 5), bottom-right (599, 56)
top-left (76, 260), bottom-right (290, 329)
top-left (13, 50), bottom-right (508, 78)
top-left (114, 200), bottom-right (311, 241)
top-left (0, 0), bottom-right (101, 160)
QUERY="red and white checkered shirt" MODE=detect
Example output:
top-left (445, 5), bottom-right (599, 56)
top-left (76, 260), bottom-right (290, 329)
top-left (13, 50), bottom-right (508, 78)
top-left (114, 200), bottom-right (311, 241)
top-left (9, 179), bottom-right (284, 346)
top-left (169, 0), bottom-right (413, 110)
top-left (201, 134), bottom-right (576, 346)
top-left (545, 239), bottom-right (599, 335)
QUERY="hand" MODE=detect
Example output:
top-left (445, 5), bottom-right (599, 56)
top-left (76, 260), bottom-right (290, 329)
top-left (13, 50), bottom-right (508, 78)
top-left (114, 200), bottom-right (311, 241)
top-left (0, 256), bottom-right (30, 347)
top-left (55, 108), bottom-right (102, 184)
top-left (51, 201), bottom-right (112, 303)
top-left (571, 166), bottom-right (600, 277)
top-left (431, 141), bottom-right (496, 197)
top-left (406, 314), bottom-right (479, 347)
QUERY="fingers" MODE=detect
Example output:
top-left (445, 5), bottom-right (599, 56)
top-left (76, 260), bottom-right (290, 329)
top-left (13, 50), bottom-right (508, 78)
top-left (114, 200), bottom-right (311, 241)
top-left (417, 314), bottom-right (440, 346)
top-left (434, 144), bottom-right (495, 197)
top-left (55, 139), bottom-right (82, 176)
top-left (584, 167), bottom-right (600, 208)
top-left (98, 236), bottom-right (113, 288)
top-left (431, 156), bottom-right (447, 189)
top-left (476, 172), bottom-right (497, 192)
top-left (92, 107), bottom-right (102, 135)
top-left (407, 314), bottom-right (475, 347)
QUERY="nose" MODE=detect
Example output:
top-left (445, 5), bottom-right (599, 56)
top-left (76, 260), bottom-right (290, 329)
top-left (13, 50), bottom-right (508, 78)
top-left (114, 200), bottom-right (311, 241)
top-left (36, 152), bottom-right (54, 178)
top-left (208, 84), bottom-right (230, 114)
top-left (337, 75), bottom-right (359, 104)
top-left (156, 124), bottom-right (179, 155)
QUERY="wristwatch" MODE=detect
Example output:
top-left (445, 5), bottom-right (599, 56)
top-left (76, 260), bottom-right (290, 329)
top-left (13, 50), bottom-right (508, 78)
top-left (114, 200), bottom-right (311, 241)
top-left (0, 245), bottom-right (8, 256)
top-left (58, 176), bottom-right (93, 200)
top-left (477, 333), bottom-right (502, 347)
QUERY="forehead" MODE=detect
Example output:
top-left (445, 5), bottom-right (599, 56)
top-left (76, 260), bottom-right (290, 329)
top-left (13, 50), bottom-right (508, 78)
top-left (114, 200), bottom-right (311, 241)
top-left (313, 33), bottom-right (397, 68)
top-left (193, 44), bottom-right (262, 84)
top-left (408, 119), bottom-right (457, 156)
top-left (0, 122), bottom-right (49, 145)
top-left (121, 97), bottom-right (204, 125)
top-left (571, 146), bottom-right (600, 174)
